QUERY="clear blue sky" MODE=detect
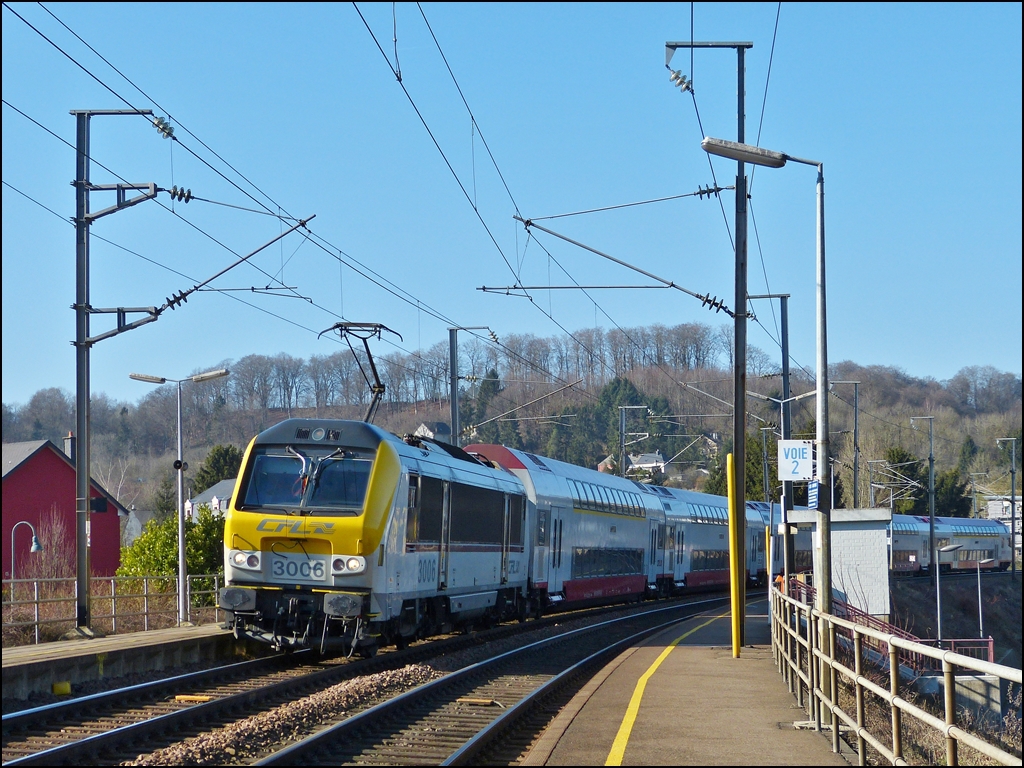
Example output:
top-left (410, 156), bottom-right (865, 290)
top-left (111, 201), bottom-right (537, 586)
top-left (3, 2), bottom-right (1021, 407)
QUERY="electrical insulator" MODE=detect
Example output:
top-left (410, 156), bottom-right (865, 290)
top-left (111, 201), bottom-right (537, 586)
top-left (169, 185), bottom-right (193, 203)
top-left (153, 116), bottom-right (175, 139)
top-left (488, 330), bottom-right (499, 344)
top-left (669, 69), bottom-right (691, 93)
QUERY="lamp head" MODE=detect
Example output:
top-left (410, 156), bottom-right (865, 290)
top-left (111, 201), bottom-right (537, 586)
top-left (701, 137), bottom-right (787, 168)
top-left (30, 536), bottom-right (43, 553)
top-left (130, 373), bottom-right (166, 384)
top-left (191, 369), bottom-right (229, 383)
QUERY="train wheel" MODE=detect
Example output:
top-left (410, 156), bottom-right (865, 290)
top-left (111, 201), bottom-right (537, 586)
top-left (358, 642), bottom-right (378, 659)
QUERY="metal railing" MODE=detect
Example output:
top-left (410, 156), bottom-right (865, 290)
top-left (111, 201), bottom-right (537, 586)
top-left (771, 585), bottom-right (1022, 766)
top-left (787, 579), bottom-right (996, 673)
top-left (2, 574), bottom-right (222, 646)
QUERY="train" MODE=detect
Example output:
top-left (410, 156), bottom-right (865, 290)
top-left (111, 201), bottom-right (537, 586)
top-left (216, 418), bottom-right (1011, 655)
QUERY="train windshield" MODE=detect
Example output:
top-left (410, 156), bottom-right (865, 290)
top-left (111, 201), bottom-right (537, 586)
top-left (240, 446), bottom-right (373, 514)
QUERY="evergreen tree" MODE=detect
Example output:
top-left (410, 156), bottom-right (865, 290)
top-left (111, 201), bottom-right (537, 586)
top-left (958, 436), bottom-right (978, 475)
top-left (192, 444), bottom-right (243, 495)
top-left (935, 468), bottom-right (971, 517)
top-left (153, 470), bottom-right (176, 520)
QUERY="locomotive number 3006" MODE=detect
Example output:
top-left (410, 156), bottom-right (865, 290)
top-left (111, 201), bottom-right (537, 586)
top-left (271, 554), bottom-right (326, 581)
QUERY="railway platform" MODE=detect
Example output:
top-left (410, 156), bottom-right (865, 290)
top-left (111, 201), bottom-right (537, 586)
top-left (2, 622), bottom-right (240, 701)
top-left (524, 596), bottom-right (853, 766)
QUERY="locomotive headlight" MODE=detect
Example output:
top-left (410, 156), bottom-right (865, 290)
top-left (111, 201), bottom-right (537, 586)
top-left (230, 549), bottom-right (261, 571)
top-left (332, 555), bottom-right (365, 574)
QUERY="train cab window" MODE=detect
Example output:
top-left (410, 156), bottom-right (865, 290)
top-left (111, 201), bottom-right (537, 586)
top-left (243, 454), bottom-right (304, 507)
top-left (308, 456), bottom-right (372, 511)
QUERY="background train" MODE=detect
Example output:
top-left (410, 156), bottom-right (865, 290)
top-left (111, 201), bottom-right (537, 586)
top-left (217, 418), bottom-right (1011, 655)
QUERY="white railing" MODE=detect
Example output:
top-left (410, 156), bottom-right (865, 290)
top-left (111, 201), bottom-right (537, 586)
top-left (2, 574), bottom-right (222, 646)
top-left (771, 586), bottom-right (1022, 766)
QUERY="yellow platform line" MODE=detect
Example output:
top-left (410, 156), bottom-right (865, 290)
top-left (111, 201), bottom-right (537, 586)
top-left (604, 609), bottom-right (731, 766)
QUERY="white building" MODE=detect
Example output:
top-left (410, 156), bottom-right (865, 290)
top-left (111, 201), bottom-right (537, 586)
top-left (185, 478), bottom-right (236, 521)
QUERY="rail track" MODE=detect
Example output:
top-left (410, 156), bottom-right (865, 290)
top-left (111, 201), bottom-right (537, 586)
top-left (2, 594), bottom-right (727, 766)
top-left (256, 596), bottom-right (729, 766)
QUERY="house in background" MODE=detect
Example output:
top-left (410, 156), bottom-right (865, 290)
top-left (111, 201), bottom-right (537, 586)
top-left (2, 437), bottom-right (125, 579)
top-left (185, 478), bottom-right (236, 521)
top-left (414, 422), bottom-right (452, 445)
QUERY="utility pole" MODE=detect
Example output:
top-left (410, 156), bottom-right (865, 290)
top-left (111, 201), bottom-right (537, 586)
top-left (448, 327), bottom-right (496, 448)
top-left (832, 381), bottom-right (860, 507)
top-left (73, 108), bottom-right (159, 632)
top-left (970, 473), bottom-right (988, 518)
top-left (666, 39), bottom-right (753, 645)
top-left (72, 109), bottom-right (312, 631)
top-left (911, 417), bottom-right (937, 633)
top-left (750, 293), bottom-right (793, 576)
top-left (997, 438), bottom-right (1018, 575)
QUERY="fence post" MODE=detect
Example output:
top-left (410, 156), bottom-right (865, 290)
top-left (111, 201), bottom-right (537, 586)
top-left (143, 577), bottom-right (150, 632)
top-left (811, 610), bottom-right (821, 730)
top-left (943, 658), bottom-right (958, 766)
top-left (854, 631), bottom-right (866, 766)
top-left (890, 642), bottom-right (903, 762)
top-left (110, 578), bottom-right (117, 634)
top-left (34, 580), bottom-right (40, 645)
top-left (214, 574), bottom-right (220, 624)
top-left (828, 620), bottom-right (839, 752)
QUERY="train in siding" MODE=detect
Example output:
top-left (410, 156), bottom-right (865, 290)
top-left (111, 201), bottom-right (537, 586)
top-left (217, 418), bottom-right (770, 655)
top-left (889, 514), bottom-right (1012, 575)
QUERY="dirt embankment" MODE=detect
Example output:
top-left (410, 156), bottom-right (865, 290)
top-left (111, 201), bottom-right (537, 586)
top-left (890, 571), bottom-right (1022, 669)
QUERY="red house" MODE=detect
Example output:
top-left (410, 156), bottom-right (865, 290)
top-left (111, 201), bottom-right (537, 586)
top-left (2, 438), bottom-right (125, 579)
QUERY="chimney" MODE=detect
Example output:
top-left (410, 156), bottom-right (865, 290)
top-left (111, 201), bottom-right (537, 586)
top-left (63, 431), bottom-right (76, 462)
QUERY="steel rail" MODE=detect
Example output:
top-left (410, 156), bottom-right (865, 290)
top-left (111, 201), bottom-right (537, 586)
top-left (256, 597), bottom-right (728, 766)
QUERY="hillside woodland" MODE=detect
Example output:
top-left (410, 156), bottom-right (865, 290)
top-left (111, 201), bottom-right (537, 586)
top-left (3, 324), bottom-right (1021, 518)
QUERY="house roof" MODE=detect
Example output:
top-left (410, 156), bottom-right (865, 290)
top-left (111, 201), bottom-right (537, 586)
top-left (2, 440), bottom-right (49, 479)
top-left (2, 439), bottom-right (129, 514)
top-left (189, 478), bottom-right (236, 505)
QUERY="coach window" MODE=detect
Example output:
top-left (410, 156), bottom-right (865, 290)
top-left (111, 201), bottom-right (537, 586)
top-left (508, 494), bottom-right (525, 546)
top-left (536, 507), bottom-right (549, 546)
top-left (451, 483), bottom-right (503, 544)
top-left (406, 474), bottom-right (420, 543)
top-left (418, 476), bottom-right (444, 543)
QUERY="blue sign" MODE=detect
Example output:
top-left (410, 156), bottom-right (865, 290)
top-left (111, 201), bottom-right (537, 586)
top-left (808, 480), bottom-right (819, 510)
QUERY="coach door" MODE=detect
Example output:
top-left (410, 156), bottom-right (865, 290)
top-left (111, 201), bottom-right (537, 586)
top-left (437, 481), bottom-right (451, 591)
top-left (549, 504), bottom-right (568, 592)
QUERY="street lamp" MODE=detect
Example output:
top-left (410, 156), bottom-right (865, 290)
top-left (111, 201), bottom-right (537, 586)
top-left (936, 543), bottom-right (962, 648)
top-left (976, 557), bottom-right (995, 638)
top-left (10, 521), bottom-right (43, 581)
top-left (130, 368), bottom-right (229, 624)
top-left (702, 136), bottom-right (831, 616)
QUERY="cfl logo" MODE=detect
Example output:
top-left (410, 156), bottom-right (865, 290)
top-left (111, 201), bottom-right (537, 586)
top-left (256, 519), bottom-right (335, 535)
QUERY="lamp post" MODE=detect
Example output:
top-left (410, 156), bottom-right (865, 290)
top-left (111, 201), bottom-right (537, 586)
top-left (130, 368), bottom-right (229, 624)
top-left (10, 521), bottom-right (43, 582)
top-left (936, 543), bottom-right (962, 648)
top-left (976, 557), bottom-right (995, 638)
top-left (996, 437), bottom-right (1018, 575)
top-left (701, 137), bottom-right (830, 618)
